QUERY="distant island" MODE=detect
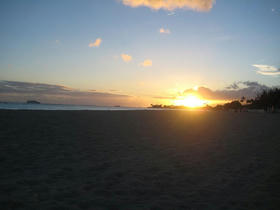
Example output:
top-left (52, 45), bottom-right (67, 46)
top-left (26, 100), bottom-right (40, 104)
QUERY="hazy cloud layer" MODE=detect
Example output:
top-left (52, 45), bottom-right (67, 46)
top-left (159, 28), bottom-right (170, 34)
top-left (121, 0), bottom-right (215, 11)
top-left (0, 81), bottom-right (130, 106)
top-left (183, 81), bottom-right (273, 101)
top-left (89, 38), bottom-right (102, 47)
top-left (253, 64), bottom-right (280, 76)
top-left (121, 54), bottom-right (132, 62)
top-left (141, 59), bottom-right (153, 67)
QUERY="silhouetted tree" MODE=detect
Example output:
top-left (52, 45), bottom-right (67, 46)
top-left (240, 96), bottom-right (245, 103)
top-left (150, 104), bottom-right (163, 108)
top-left (224, 100), bottom-right (242, 111)
top-left (246, 99), bottom-right (254, 104)
top-left (250, 88), bottom-right (280, 111)
top-left (213, 104), bottom-right (224, 111)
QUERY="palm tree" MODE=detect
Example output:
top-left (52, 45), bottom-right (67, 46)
top-left (240, 96), bottom-right (246, 103)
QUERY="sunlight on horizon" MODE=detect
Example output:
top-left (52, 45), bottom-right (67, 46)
top-left (173, 94), bottom-right (206, 108)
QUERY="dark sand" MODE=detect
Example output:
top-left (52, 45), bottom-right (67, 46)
top-left (0, 110), bottom-right (280, 210)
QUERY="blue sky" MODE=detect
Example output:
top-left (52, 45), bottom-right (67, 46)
top-left (0, 0), bottom-right (279, 106)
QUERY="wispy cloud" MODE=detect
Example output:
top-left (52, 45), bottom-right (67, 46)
top-left (183, 81), bottom-right (273, 101)
top-left (167, 11), bottom-right (176, 16)
top-left (121, 54), bottom-right (132, 62)
top-left (141, 59), bottom-right (152, 67)
top-left (253, 64), bottom-right (280, 76)
top-left (89, 38), bottom-right (102, 48)
top-left (159, 28), bottom-right (170, 34)
top-left (121, 0), bottom-right (215, 11)
top-left (253, 64), bottom-right (278, 71)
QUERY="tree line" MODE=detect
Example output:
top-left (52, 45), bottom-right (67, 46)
top-left (212, 88), bottom-right (280, 112)
top-left (150, 88), bottom-right (280, 112)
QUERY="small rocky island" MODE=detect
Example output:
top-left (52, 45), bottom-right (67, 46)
top-left (26, 100), bottom-right (40, 104)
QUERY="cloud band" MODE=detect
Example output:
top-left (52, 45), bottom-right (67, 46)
top-left (121, 0), bottom-right (215, 11)
top-left (253, 64), bottom-right (280, 76)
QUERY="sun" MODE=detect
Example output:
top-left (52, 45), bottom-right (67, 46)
top-left (173, 94), bottom-right (206, 108)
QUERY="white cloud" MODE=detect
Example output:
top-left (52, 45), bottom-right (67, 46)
top-left (141, 59), bottom-right (152, 67)
top-left (121, 0), bottom-right (215, 11)
top-left (253, 64), bottom-right (278, 72)
top-left (257, 71), bottom-right (280, 76)
top-left (89, 38), bottom-right (102, 48)
top-left (159, 28), bottom-right (170, 34)
top-left (253, 64), bottom-right (280, 76)
top-left (121, 54), bottom-right (132, 62)
top-left (167, 11), bottom-right (176, 16)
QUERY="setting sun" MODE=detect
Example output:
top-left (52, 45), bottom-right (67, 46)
top-left (173, 94), bottom-right (206, 108)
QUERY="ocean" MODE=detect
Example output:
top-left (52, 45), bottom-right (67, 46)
top-left (0, 102), bottom-right (149, 111)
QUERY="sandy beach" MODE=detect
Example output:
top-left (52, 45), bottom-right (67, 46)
top-left (0, 110), bottom-right (280, 210)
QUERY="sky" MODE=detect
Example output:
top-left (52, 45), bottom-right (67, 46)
top-left (0, 0), bottom-right (279, 106)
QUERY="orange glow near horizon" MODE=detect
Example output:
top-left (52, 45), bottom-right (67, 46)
top-left (173, 94), bottom-right (207, 108)
top-left (162, 86), bottom-right (231, 108)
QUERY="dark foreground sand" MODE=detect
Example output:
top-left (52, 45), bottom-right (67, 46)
top-left (0, 110), bottom-right (280, 210)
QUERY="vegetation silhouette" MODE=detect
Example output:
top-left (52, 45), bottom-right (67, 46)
top-left (150, 88), bottom-right (280, 112)
top-left (213, 100), bottom-right (242, 112)
top-left (245, 88), bottom-right (280, 112)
